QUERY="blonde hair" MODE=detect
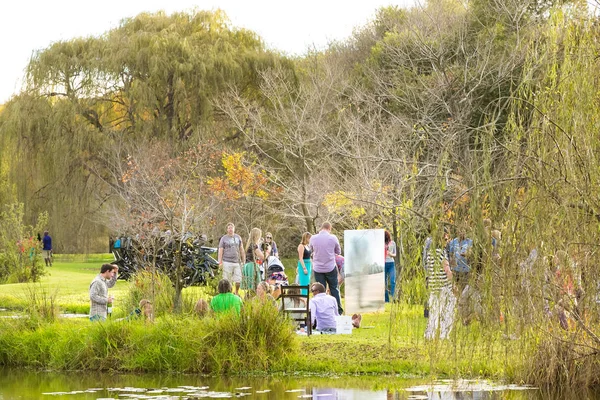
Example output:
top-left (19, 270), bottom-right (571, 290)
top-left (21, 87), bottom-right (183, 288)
top-left (286, 285), bottom-right (304, 307)
top-left (246, 227), bottom-right (262, 251)
top-left (257, 281), bottom-right (271, 294)
top-left (139, 299), bottom-right (151, 308)
top-left (139, 299), bottom-right (153, 321)
top-left (301, 232), bottom-right (311, 246)
top-left (195, 298), bottom-right (209, 317)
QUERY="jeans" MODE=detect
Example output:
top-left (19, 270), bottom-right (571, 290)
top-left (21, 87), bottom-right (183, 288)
top-left (314, 267), bottom-right (343, 315)
top-left (385, 261), bottom-right (396, 303)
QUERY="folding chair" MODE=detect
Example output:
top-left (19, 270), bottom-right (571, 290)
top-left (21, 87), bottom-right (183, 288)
top-left (279, 284), bottom-right (312, 336)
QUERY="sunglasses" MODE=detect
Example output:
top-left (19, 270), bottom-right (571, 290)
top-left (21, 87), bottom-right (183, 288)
top-left (266, 237), bottom-right (272, 239)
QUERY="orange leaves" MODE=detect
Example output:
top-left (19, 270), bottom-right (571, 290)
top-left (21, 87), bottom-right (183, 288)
top-left (208, 151), bottom-right (270, 201)
top-left (121, 155), bottom-right (139, 183)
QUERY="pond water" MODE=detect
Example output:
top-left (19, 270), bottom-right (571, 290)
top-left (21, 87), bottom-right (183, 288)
top-left (0, 368), bottom-right (550, 400)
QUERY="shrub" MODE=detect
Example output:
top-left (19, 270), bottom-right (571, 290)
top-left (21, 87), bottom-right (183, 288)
top-left (0, 203), bottom-right (47, 283)
top-left (524, 332), bottom-right (600, 390)
top-left (22, 283), bottom-right (59, 323)
top-left (122, 269), bottom-right (176, 317)
top-left (201, 300), bottom-right (297, 373)
top-left (0, 302), bottom-right (298, 374)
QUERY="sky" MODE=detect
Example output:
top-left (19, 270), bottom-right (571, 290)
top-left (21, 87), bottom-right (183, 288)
top-left (0, 0), bottom-right (416, 104)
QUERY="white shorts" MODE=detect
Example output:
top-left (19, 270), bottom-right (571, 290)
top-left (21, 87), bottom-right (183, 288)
top-left (42, 250), bottom-right (52, 258)
top-left (222, 261), bottom-right (242, 284)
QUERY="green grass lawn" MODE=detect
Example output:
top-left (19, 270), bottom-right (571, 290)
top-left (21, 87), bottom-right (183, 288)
top-left (0, 255), bottom-right (300, 313)
top-left (0, 256), bottom-right (129, 311)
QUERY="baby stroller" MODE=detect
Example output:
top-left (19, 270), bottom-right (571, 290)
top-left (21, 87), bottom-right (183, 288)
top-left (265, 256), bottom-right (289, 286)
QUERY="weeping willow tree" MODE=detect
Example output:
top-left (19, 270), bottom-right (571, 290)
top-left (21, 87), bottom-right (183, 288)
top-left (498, 4), bottom-right (600, 387)
top-left (313, 0), bottom-right (600, 389)
top-left (0, 10), bottom-right (285, 252)
top-left (390, 1), bottom-right (600, 388)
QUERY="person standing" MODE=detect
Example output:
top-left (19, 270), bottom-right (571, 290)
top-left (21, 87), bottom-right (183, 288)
top-left (242, 227), bottom-right (266, 295)
top-left (42, 231), bottom-right (52, 267)
top-left (89, 263), bottom-right (119, 321)
top-left (446, 226), bottom-right (473, 292)
top-left (335, 254), bottom-right (345, 287)
top-left (217, 223), bottom-right (245, 296)
top-left (384, 230), bottom-right (397, 303)
top-left (309, 221), bottom-right (343, 315)
top-left (297, 232), bottom-right (312, 295)
top-left (264, 232), bottom-right (278, 258)
top-left (424, 246), bottom-right (455, 340)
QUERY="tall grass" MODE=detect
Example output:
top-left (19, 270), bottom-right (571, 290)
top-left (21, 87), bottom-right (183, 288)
top-left (0, 300), bottom-right (296, 374)
top-left (22, 283), bottom-right (59, 323)
top-left (121, 269), bottom-right (175, 317)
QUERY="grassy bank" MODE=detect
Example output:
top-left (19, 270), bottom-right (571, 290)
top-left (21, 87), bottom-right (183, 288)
top-left (0, 302), bottom-right (296, 374)
top-left (0, 258), bottom-right (568, 386)
top-left (0, 303), bottom-right (531, 379)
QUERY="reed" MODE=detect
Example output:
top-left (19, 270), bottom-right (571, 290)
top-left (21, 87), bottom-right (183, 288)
top-left (0, 300), bottom-right (297, 374)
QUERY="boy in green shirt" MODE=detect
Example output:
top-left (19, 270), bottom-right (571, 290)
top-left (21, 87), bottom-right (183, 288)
top-left (211, 279), bottom-right (243, 315)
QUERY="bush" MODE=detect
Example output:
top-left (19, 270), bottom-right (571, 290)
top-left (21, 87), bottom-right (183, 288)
top-left (201, 300), bottom-right (297, 373)
top-left (0, 203), bottom-right (47, 283)
top-left (524, 332), bottom-right (600, 389)
top-left (0, 301), bottom-right (297, 374)
top-left (122, 269), bottom-right (175, 317)
top-left (22, 284), bottom-right (59, 323)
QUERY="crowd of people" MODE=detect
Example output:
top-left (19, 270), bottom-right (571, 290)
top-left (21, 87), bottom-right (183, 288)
top-left (421, 217), bottom-right (590, 340)
top-left (91, 218), bottom-right (579, 340)
top-left (210, 221), bottom-right (353, 332)
top-left (90, 221), bottom-right (360, 333)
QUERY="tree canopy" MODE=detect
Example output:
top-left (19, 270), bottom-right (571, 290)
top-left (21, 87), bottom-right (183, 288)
top-left (0, 1), bottom-right (597, 261)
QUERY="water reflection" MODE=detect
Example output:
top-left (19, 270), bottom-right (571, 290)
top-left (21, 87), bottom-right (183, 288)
top-left (405, 380), bottom-right (539, 400)
top-left (312, 387), bottom-right (387, 399)
top-left (0, 368), bottom-right (543, 400)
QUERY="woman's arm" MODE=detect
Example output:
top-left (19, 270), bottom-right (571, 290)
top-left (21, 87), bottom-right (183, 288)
top-left (442, 258), bottom-right (453, 280)
top-left (298, 244), bottom-right (308, 273)
top-left (255, 245), bottom-right (265, 261)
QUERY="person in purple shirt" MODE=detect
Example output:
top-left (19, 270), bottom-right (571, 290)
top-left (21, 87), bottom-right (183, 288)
top-left (309, 282), bottom-right (339, 332)
top-left (309, 221), bottom-right (343, 314)
top-left (42, 231), bottom-right (52, 267)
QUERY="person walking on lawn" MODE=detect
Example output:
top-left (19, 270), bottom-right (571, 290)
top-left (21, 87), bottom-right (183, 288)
top-left (42, 231), bottom-right (52, 267)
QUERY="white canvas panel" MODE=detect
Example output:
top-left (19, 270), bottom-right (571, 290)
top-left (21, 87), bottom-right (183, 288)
top-left (344, 229), bottom-right (385, 314)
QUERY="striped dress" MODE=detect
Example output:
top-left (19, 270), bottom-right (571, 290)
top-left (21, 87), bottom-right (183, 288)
top-left (425, 247), bottom-right (456, 340)
top-left (426, 248), bottom-right (451, 293)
